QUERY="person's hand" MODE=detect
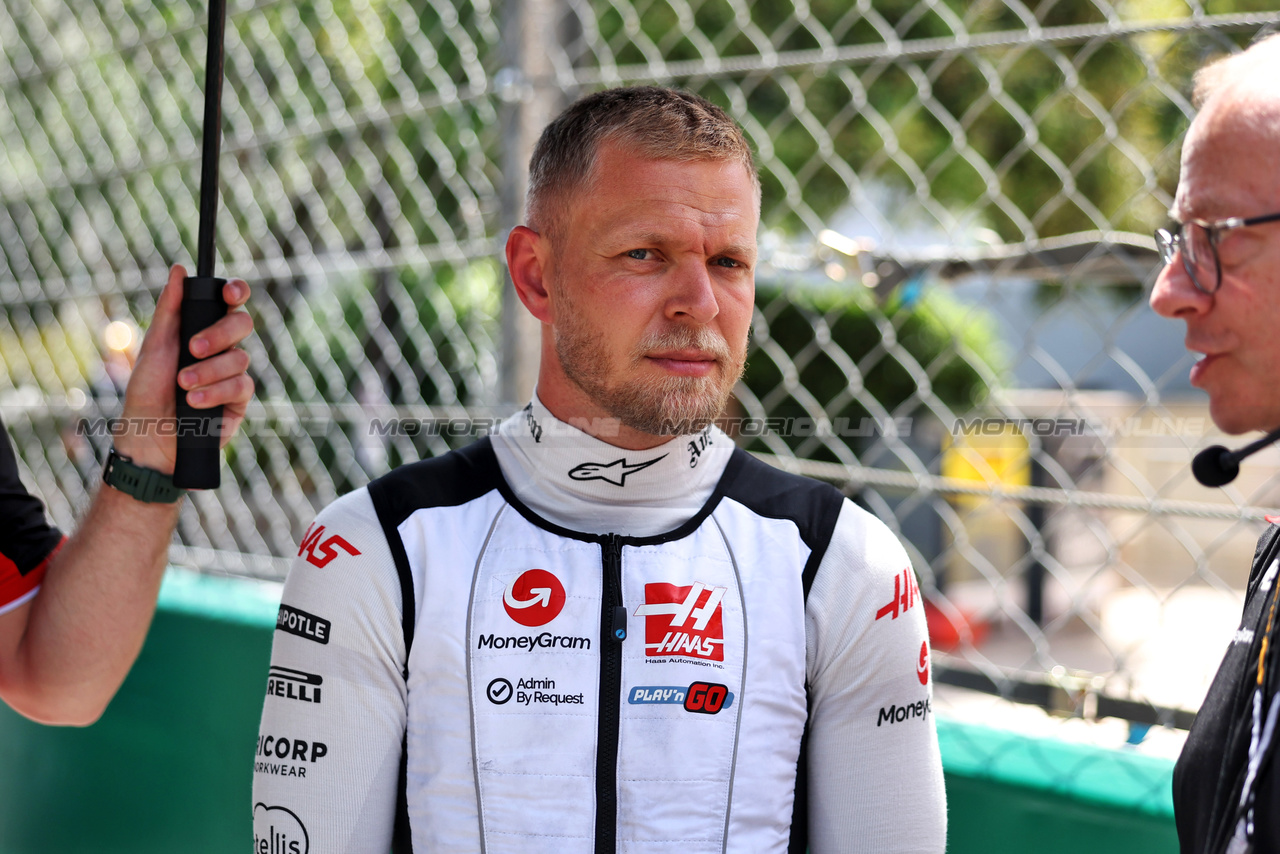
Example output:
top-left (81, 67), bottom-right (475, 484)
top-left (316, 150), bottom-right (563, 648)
top-left (113, 264), bottom-right (255, 474)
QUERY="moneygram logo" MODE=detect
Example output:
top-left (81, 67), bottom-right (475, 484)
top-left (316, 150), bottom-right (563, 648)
top-left (917, 641), bottom-right (929, 685)
top-left (634, 581), bottom-right (726, 662)
top-left (503, 569), bottom-right (567, 627)
top-left (877, 697), bottom-right (932, 727)
top-left (254, 803), bottom-right (308, 854)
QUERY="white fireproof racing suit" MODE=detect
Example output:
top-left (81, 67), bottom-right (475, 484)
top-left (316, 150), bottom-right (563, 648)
top-left (253, 399), bottom-right (946, 853)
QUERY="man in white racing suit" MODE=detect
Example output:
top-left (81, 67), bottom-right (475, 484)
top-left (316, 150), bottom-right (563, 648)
top-left (253, 86), bottom-right (946, 854)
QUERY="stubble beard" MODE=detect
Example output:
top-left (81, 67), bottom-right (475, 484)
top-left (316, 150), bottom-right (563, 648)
top-left (555, 309), bottom-right (746, 437)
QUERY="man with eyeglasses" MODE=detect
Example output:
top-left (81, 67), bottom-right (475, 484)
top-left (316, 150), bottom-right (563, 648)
top-left (1150, 32), bottom-right (1280, 854)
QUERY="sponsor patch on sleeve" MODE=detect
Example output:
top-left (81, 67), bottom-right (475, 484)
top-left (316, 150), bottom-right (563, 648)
top-left (254, 803), bottom-right (309, 854)
top-left (276, 605), bottom-right (332, 644)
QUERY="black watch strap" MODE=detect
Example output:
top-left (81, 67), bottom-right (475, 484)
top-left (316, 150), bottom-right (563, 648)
top-left (102, 448), bottom-right (186, 504)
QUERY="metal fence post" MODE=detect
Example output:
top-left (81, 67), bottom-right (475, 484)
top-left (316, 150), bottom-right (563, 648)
top-left (497, 0), bottom-right (568, 407)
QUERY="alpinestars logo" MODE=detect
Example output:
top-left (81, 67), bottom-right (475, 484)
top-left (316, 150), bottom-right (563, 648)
top-left (568, 455), bottom-right (666, 486)
top-left (503, 569), bottom-right (567, 627)
top-left (635, 581), bottom-right (726, 662)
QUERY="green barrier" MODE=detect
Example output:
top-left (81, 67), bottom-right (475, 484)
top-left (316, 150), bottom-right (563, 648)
top-left (0, 570), bottom-right (278, 854)
top-left (939, 719), bottom-right (1178, 853)
top-left (0, 570), bottom-right (1179, 853)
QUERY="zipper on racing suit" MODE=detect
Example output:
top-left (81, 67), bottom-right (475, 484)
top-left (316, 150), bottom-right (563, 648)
top-left (596, 533), bottom-right (626, 854)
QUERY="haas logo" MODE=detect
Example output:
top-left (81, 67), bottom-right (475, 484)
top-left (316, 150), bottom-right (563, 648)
top-left (875, 569), bottom-right (919, 622)
top-left (297, 524), bottom-right (360, 568)
top-left (635, 581), bottom-right (726, 662)
top-left (503, 569), bottom-right (567, 627)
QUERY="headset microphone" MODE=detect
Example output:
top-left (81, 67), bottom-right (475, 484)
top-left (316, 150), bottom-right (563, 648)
top-left (1192, 426), bottom-right (1280, 487)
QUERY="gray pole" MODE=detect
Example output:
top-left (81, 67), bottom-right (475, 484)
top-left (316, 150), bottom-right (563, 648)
top-left (498, 0), bottom-right (568, 407)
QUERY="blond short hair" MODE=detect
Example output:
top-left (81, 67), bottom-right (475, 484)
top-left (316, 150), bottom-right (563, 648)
top-left (525, 86), bottom-right (759, 241)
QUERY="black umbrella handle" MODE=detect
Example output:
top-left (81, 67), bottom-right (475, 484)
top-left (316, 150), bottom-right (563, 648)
top-left (174, 276), bottom-right (227, 488)
top-left (174, 0), bottom-right (228, 489)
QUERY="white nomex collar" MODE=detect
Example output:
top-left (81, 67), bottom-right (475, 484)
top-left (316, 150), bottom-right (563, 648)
top-left (490, 396), bottom-right (732, 537)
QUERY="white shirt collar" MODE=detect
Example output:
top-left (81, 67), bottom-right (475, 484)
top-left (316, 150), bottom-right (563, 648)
top-left (490, 395), bottom-right (733, 536)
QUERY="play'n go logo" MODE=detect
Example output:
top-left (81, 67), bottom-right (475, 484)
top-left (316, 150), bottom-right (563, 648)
top-left (503, 569), bottom-right (567, 627)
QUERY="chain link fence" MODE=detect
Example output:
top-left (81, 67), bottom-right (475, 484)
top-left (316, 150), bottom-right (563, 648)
top-left (3, 0), bottom-right (1280, 759)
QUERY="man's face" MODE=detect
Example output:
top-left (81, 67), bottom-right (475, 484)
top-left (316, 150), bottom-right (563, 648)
top-left (1150, 99), bottom-right (1280, 435)
top-left (538, 144), bottom-right (758, 444)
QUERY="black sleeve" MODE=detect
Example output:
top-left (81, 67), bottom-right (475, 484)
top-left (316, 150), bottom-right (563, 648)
top-left (0, 417), bottom-right (63, 582)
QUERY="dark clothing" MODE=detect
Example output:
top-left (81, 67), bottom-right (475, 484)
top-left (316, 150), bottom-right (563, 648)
top-left (0, 417), bottom-right (63, 612)
top-left (1175, 524), bottom-right (1280, 853)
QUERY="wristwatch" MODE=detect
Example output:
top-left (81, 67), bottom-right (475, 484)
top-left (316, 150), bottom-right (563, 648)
top-left (102, 448), bottom-right (186, 504)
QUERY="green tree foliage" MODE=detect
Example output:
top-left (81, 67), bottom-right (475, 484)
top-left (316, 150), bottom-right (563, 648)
top-left (224, 0), bottom-right (499, 266)
top-left (743, 280), bottom-right (1002, 461)
top-left (590, 0), bottom-right (1260, 241)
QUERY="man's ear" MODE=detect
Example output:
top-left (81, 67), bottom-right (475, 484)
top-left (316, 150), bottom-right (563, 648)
top-left (506, 225), bottom-right (553, 324)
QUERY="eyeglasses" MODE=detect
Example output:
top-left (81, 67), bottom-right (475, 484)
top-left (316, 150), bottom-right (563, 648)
top-left (1155, 211), bottom-right (1280, 294)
